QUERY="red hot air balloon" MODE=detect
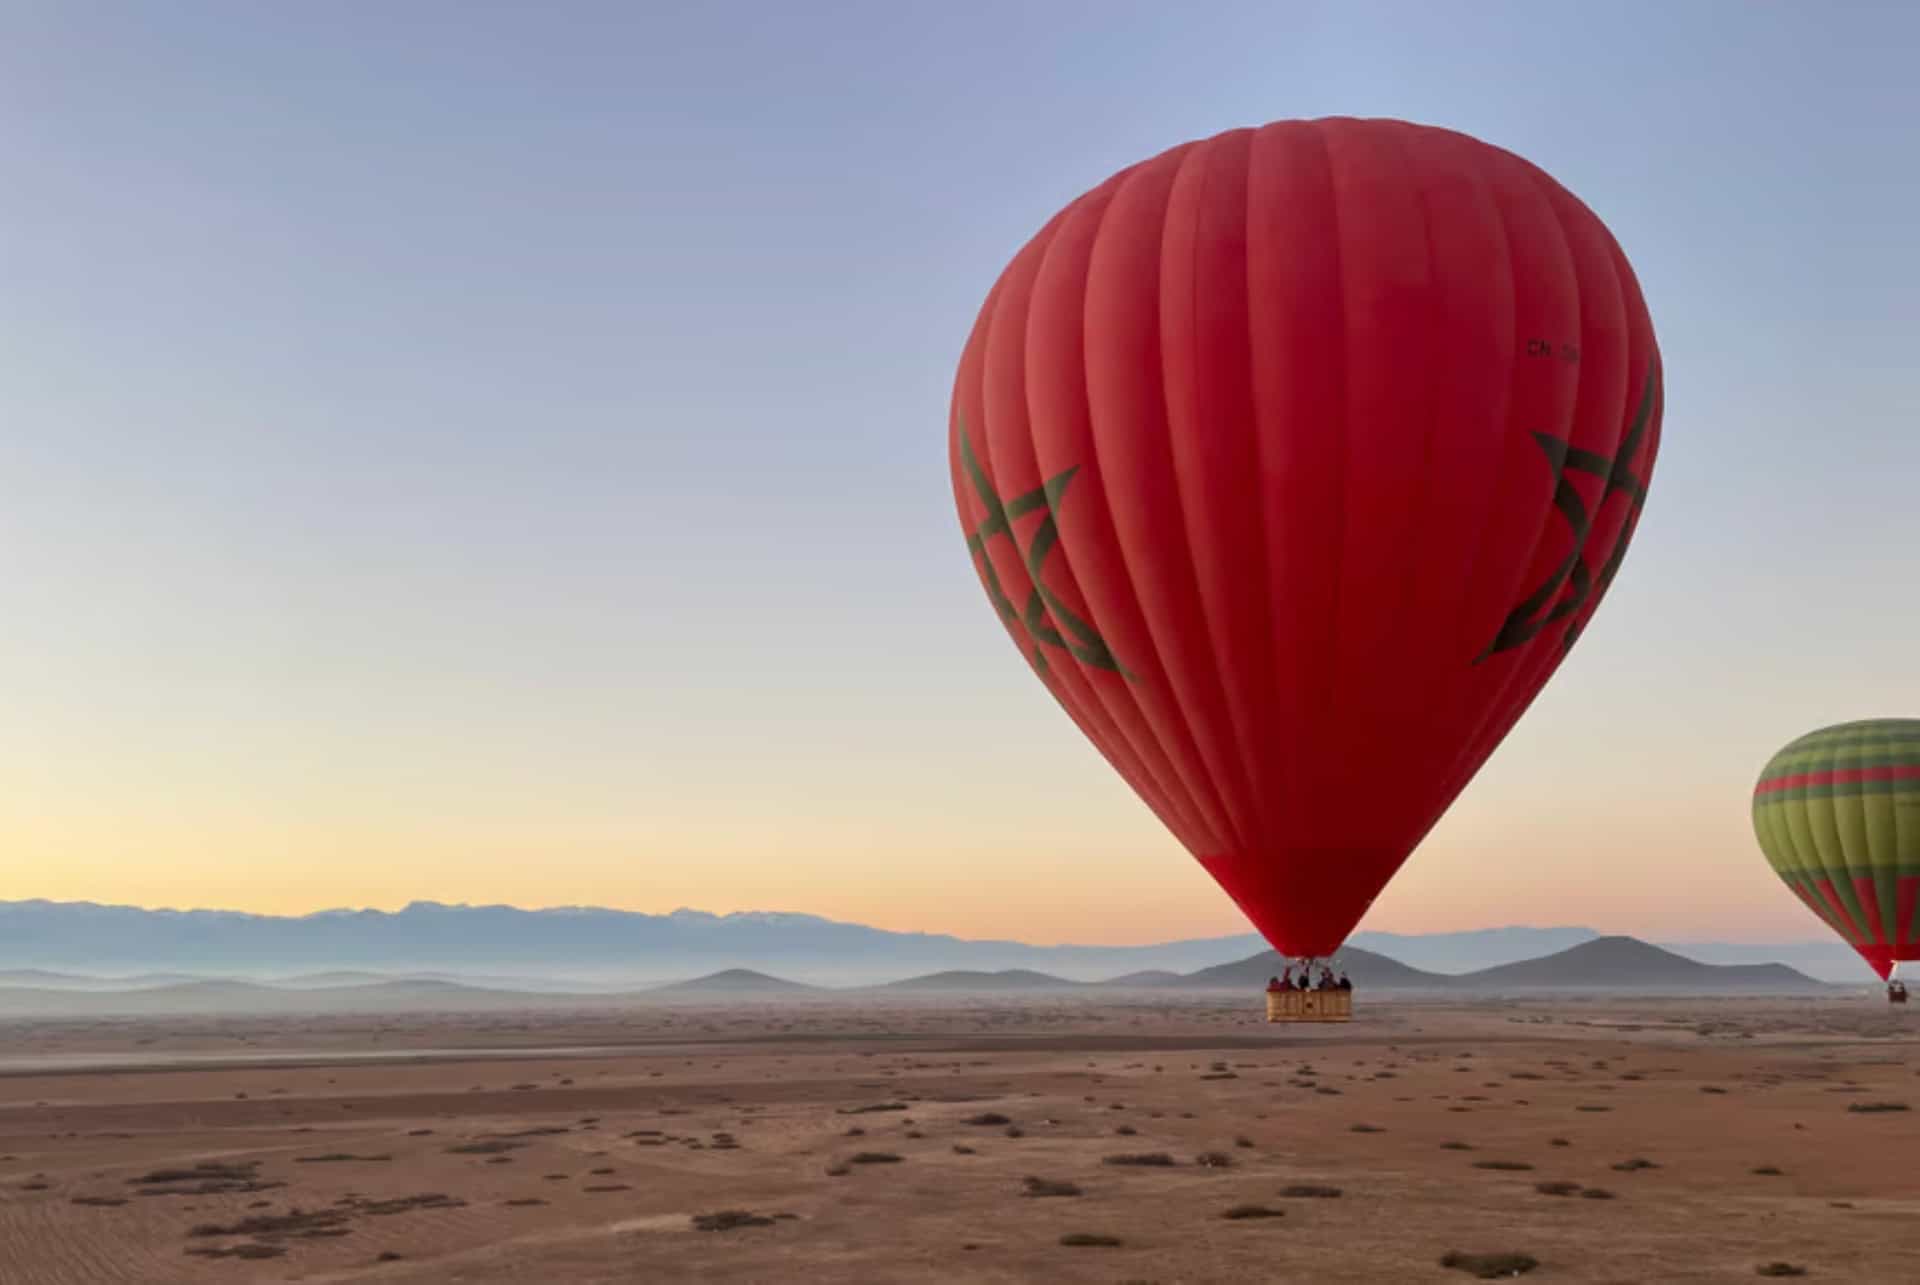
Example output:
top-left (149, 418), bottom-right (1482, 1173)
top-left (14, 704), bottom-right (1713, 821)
top-left (949, 118), bottom-right (1663, 959)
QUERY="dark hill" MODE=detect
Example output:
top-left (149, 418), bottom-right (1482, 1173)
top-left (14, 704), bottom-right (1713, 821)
top-left (877, 968), bottom-right (1080, 991)
top-left (1457, 936), bottom-right (1828, 991)
top-left (144, 980), bottom-right (280, 1000)
top-left (0, 968), bottom-right (101, 988)
top-left (1093, 969), bottom-right (1186, 988)
top-left (0, 978), bottom-right (596, 1018)
top-left (648, 968), bottom-right (817, 994)
top-left (275, 970), bottom-right (398, 988)
top-left (1175, 946), bottom-right (1450, 989)
top-left (0, 969), bottom-right (206, 990)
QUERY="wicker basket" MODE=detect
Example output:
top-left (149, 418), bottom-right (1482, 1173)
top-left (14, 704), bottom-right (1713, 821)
top-left (1265, 988), bottom-right (1352, 1023)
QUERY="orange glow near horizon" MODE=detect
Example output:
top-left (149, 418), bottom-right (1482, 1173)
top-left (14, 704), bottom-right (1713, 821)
top-left (0, 632), bottom-right (1843, 949)
top-left (0, 754), bottom-right (1827, 946)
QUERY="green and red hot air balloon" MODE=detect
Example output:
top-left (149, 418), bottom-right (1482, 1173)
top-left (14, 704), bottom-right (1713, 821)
top-left (1752, 719), bottom-right (1920, 982)
top-left (948, 117), bottom-right (1664, 962)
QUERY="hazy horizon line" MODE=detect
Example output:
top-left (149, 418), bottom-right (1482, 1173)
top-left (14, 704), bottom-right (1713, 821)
top-left (0, 895), bottom-right (1836, 949)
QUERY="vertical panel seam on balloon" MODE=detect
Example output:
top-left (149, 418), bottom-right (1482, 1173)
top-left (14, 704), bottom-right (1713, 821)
top-left (1772, 736), bottom-right (1821, 906)
top-left (1427, 140), bottom-right (1524, 814)
top-left (1077, 150), bottom-right (1245, 853)
top-left (1056, 166), bottom-right (1232, 851)
top-left (1882, 724), bottom-right (1908, 946)
top-left (1015, 184), bottom-right (1204, 838)
top-left (1865, 722), bottom-right (1893, 947)
top-left (1165, 132), bottom-right (1261, 856)
top-left (1577, 240), bottom-right (1663, 644)
top-left (1017, 187), bottom-right (1213, 848)
top-left (965, 217), bottom-right (1181, 839)
top-left (1807, 728), bottom-right (1861, 940)
top-left (1462, 170), bottom-right (1639, 784)
top-left (1240, 125), bottom-right (1290, 846)
top-left (1903, 873), bottom-right (1920, 952)
top-left (1444, 161), bottom-right (1592, 793)
top-left (1476, 171), bottom-right (1614, 729)
top-left (1818, 715), bottom-right (1874, 940)
top-left (1381, 120), bottom-right (1453, 860)
top-left (1308, 120), bottom-right (1352, 859)
top-left (1424, 159), bottom-right (1581, 805)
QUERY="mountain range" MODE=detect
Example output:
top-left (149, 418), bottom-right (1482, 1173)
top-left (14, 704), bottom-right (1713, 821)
top-left (0, 899), bottom-right (1870, 984)
top-left (0, 937), bottom-right (1837, 1019)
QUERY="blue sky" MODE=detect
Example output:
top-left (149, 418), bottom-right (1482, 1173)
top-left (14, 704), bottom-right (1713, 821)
top-left (1, 2), bottom-right (1914, 943)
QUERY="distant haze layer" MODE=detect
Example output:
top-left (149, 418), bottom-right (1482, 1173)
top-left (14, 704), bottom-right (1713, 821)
top-left (0, 900), bottom-right (1876, 985)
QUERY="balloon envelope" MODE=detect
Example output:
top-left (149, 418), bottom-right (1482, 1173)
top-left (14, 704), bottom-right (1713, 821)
top-left (1752, 719), bottom-right (1920, 980)
top-left (949, 117), bottom-right (1663, 956)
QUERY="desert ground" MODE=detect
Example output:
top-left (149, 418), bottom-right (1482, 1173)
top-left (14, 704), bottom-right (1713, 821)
top-left (2, 994), bottom-right (1917, 1283)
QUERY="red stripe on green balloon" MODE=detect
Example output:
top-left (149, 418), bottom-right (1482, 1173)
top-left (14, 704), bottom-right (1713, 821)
top-left (1790, 881), bottom-right (1847, 940)
top-left (1753, 764), bottom-right (1920, 795)
top-left (1815, 880), bottom-right (1869, 946)
top-left (1852, 875), bottom-right (1887, 944)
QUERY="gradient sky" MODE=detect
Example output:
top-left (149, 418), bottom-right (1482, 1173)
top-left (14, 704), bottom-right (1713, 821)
top-left (2, 2), bottom-right (1914, 945)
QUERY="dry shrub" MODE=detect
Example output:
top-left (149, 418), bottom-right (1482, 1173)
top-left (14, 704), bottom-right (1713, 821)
top-left (188, 1208), bottom-right (351, 1239)
top-left (693, 1210), bottom-right (774, 1231)
top-left (1222, 1204), bottom-right (1285, 1220)
top-left (1440, 1250), bottom-right (1539, 1278)
top-left (1022, 1176), bottom-right (1082, 1198)
top-left (353, 1194), bottom-right (464, 1216)
top-left (134, 1163), bottom-right (257, 1185)
top-left (185, 1243), bottom-right (286, 1260)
